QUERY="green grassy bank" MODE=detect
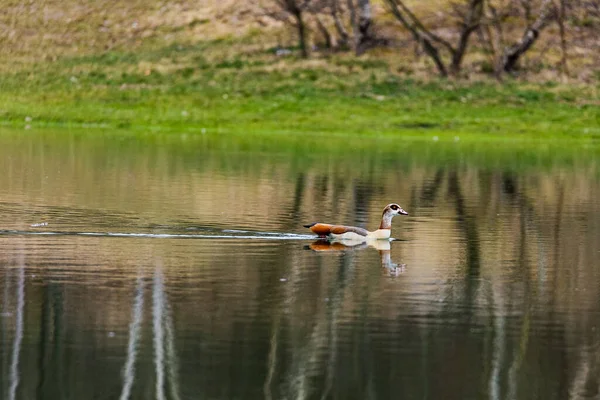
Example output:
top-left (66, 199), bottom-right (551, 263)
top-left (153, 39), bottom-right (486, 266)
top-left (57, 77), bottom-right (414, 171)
top-left (1, 40), bottom-right (599, 142)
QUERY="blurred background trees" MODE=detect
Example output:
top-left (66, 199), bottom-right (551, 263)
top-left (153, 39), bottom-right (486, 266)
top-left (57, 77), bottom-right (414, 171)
top-left (1, 0), bottom-right (599, 81)
top-left (258, 0), bottom-right (600, 79)
top-left (260, 0), bottom-right (380, 56)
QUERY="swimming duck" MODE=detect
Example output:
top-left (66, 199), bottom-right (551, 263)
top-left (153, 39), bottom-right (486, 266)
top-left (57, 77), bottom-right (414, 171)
top-left (304, 203), bottom-right (408, 241)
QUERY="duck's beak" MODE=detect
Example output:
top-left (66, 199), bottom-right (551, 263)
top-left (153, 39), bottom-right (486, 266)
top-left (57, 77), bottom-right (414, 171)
top-left (399, 209), bottom-right (409, 215)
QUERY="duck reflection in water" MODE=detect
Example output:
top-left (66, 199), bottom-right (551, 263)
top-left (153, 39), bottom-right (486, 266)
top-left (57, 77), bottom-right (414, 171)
top-left (306, 239), bottom-right (406, 276)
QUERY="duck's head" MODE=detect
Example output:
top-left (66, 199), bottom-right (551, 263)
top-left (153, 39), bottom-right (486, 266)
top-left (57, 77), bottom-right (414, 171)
top-left (383, 203), bottom-right (409, 217)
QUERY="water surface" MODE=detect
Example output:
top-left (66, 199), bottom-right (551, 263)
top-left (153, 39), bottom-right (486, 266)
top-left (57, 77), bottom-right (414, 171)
top-left (0, 129), bottom-right (599, 400)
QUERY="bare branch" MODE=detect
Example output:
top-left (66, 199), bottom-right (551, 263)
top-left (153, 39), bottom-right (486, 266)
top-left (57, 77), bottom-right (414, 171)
top-left (264, 0), bottom-right (318, 57)
top-left (451, 0), bottom-right (484, 73)
top-left (502, 0), bottom-right (556, 72)
top-left (384, 0), bottom-right (484, 75)
top-left (384, 0), bottom-right (449, 76)
top-left (556, 0), bottom-right (569, 77)
top-left (330, 0), bottom-right (350, 48)
top-left (393, 0), bottom-right (455, 53)
top-left (313, 13), bottom-right (333, 48)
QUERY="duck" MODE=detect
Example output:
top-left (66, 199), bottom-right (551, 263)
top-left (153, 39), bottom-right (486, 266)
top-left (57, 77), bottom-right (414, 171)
top-left (304, 203), bottom-right (408, 241)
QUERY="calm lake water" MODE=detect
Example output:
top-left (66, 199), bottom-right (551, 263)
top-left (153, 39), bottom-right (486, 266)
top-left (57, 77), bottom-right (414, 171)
top-left (0, 128), bottom-right (599, 400)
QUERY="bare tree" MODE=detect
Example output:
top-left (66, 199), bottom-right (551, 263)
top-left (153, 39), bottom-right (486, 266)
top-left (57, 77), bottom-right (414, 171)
top-left (478, 1), bottom-right (511, 78)
top-left (340, 0), bottom-right (386, 52)
top-left (384, 0), bottom-right (484, 76)
top-left (313, 12), bottom-right (333, 48)
top-left (264, 0), bottom-right (377, 55)
top-left (478, 0), bottom-right (571, 76)
top-left (265, 0), bottom-right (317, 58)
top-left (556, 0), bottom-right (569, 77)
top-left (355, 0), bottom-right (375, 54)
top-left (309, 0), bottom-right (376, 52)
top-left (346, 0), bottom-right (359, 46)
top-left (330, 0), bottom-right (350, 48)
top-left (502, 0), bottom-right (556, 72)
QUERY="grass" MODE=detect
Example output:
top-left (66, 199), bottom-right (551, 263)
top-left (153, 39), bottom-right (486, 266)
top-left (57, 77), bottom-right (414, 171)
top-left (0, 39), bottom-right (599, 143)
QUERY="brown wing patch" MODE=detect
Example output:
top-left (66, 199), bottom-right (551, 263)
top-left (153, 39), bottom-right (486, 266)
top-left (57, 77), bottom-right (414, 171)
top-left (307, 223), bottom-right (334, 236)
top-left (307, 223), bottom-right (368, 237)
top-left (330, 225), bottom-right (350, 234)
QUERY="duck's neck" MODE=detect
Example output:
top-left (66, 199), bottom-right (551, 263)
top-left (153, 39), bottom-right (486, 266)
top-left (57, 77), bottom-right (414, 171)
top-left (379, 212), bottom-right (394, 230)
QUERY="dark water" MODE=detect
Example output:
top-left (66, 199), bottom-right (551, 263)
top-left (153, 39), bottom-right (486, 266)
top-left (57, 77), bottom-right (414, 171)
top-left (0, 129), bottom-right (599, 400)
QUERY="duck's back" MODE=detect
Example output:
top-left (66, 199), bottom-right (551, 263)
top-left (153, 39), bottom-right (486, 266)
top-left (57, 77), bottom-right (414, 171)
top-left (304, 223), bottom-right (369, 237)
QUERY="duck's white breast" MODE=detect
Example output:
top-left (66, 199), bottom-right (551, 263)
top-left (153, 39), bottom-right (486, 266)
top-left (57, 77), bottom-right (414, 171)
top-left (330, 229), bottom-right (391, 241)
top-left (366, 229), bottom-right (391, 239)
top-left (330, 231), bottom-right (368, 241)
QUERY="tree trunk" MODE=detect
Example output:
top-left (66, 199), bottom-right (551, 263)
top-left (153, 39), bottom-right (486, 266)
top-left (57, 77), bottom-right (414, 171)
top-left (502, 29), bottom-right (539, 72)
top-left (385, 0), bottom-right (449, 77)
top-left (502, 0), bottom-right (555, 72)
top-left (346, 0), bottom-right (358, 46)
top-left (556, 0), bottom-right (569, 77)
top-left (355, 0), bottom-right (374, 54)
top-left (450, 0), bottom-right (483, 74)
top-left (314, 14), bottom-right (333, 49)
top-left (422, 38), bottom-right (449, 77)
top-left (485, 3), bottom-right (506, 78)
top-left (330, 0), bottom-right (350, 48)
top-left (293, 10), bottom-right (309, 58)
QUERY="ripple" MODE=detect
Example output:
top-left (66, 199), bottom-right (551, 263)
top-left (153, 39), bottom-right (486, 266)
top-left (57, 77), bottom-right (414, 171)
top-left (0, 229), bottom-right (316, 240)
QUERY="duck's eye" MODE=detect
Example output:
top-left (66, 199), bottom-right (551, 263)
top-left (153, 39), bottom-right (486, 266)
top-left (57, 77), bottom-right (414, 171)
top-left (391, 205), bottom-right (398, 210)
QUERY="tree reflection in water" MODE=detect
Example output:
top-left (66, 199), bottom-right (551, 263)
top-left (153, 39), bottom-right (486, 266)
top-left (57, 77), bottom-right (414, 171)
top-left (119, 261), bottom-right (181, 400)
top-left (7, 254), bottom-right (24, 400)
top-left (0, 131), bottom-right (599, 399)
